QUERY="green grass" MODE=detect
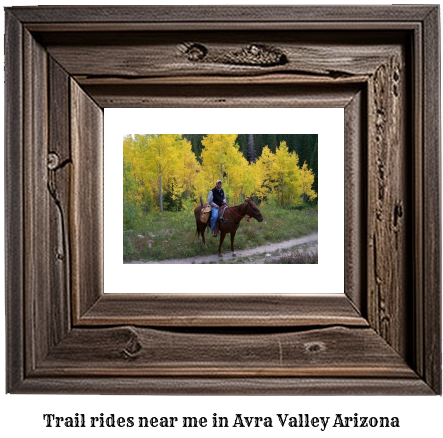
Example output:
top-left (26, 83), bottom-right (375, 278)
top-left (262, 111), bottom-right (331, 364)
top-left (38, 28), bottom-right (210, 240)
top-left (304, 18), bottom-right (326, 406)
top-left (123, 204), bottom-right (318, 262)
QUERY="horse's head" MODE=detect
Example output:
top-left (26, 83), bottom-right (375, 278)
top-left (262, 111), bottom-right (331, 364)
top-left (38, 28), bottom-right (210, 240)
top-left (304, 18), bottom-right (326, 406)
top-left (246, 199), bottom-right (263, 222)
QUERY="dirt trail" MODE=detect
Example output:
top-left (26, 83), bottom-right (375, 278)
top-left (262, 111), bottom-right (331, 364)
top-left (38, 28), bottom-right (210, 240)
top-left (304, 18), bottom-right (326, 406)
top-left (129, 232), bottom-right (318, 264)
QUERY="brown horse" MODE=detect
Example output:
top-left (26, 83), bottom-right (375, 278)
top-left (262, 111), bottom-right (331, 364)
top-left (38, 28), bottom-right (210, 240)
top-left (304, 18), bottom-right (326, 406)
top-left (194, 199), bottom-right (263, 257)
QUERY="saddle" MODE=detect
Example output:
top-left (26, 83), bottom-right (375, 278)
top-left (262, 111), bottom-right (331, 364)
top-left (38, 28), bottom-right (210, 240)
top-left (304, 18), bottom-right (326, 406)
top-left (200, 205), bottom-right (211, 224)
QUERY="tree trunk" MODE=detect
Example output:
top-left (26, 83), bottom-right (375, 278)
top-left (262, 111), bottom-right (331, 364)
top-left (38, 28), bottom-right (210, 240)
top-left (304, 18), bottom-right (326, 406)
top-left (281, 176), bottom-right (284, 206)
top-left (159, 165), bottom-right (163, 212)
top-left (248, 134), bottom-right (256, 162)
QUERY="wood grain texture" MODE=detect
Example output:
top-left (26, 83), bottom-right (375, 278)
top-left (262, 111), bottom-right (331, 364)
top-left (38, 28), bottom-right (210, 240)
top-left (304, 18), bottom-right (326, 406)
top-left (36, 326), bottom-right (415, 378)
top-left (41, 31), bottom-right (402, 80)
top-left (412, 18), bottom-right (425, 383)
top-left (422, 6), bottom-right (441, 394)
top-left (13, 377), bottom-right (434, 396)
top-left (23, 29), bottom-right (50, 372)
top-left (48, 57), bottom-right (72, 346)
top-left (5, 10), bottom-right (24, 393)
top-left (4, 5), bottom-right (441, 394)
top-left (8, 5), bottom-right (436, 23)
top-left (366, 50), bottom-right (409, 358)
top-left (70, 80), bottom-right (104, 320)
top-left (83, 83), bottom-right (361, 109)
top-left (344, 90), bottom-right (366, 314)
top-left (79, 294), bottom-right (367, 327)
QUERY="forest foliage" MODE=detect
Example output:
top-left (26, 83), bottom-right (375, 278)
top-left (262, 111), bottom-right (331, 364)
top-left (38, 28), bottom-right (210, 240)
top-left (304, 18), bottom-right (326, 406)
top-left (124, 134), bottom-right (317, 229)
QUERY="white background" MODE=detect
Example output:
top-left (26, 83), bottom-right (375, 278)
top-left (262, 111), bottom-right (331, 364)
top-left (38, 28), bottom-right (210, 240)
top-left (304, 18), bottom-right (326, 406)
top-left (106, 108), bottom-right (343, 294)
top-left (1, 1), bottom-right (442, 437)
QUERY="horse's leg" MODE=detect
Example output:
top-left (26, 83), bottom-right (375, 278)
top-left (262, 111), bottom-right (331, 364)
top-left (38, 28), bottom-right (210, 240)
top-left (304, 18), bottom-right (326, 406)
top-left (200, 223), bottom-right (206, 245)
top-left (218, 231), bottom-right (226, 257)
top-left (230, 231), bottom-right (237, 257)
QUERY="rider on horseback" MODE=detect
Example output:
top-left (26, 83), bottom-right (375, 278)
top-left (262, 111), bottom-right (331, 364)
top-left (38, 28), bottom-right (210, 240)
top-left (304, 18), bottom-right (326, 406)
top-left (207, 180), bottom-right (227, 237)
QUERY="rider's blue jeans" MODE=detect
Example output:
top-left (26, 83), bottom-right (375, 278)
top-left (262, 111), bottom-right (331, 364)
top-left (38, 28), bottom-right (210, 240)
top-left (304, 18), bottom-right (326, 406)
top-left (210, 206), bottom-right (219, 232)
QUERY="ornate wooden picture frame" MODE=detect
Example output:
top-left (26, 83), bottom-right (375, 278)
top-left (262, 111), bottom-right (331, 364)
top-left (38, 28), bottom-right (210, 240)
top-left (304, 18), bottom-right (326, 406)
top-left (5, 6), bottom-right (441, 394)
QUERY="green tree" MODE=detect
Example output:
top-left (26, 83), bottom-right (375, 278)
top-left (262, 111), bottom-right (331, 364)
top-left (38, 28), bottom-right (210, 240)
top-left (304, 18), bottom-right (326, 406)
top-left (310, 140), bottom-right (318, 202)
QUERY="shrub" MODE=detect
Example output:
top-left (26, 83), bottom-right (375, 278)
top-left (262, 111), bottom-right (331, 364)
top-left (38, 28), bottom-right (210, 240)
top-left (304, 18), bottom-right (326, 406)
top-left (266, 250), bottom-right (318, 264)
top-left (123, 201), bottom-right (143, 230)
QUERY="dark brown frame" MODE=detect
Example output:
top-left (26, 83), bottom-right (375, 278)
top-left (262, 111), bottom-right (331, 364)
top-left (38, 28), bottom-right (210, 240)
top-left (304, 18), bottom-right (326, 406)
top-left (5, 6), bottom-right (441, 394)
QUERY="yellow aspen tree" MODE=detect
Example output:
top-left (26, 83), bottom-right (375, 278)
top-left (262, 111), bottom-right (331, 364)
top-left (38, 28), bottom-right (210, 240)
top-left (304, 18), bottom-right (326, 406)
top-left (250, 146), bottom-right (276, 202)
top-left (228, 160), bottom-right (253, 203)
top-left (174, 136), bottom-right (200, 202)
top-left (123, 134), bottom-right (135, 163)
top-left (249, 161), bottom-right (265, 201)
top-left (201, 134), bottom-right (239, 183)
top-left (123, 134), bottom-right (157, 210)
top-left (126, 134), bottom-right (202, 211)
top-left (142, 134), bottom-right (181, 212)
top-left (239, 159), bottom-right (255, 201)
top-left (299, 162), bottom-right (318, 203)
top-left (271, 141), bottom-right (302, 206)
top-left (201, 134), bottom-right (257, 203)
top-left (223, 146), bottom-right (251, 203)
top-left (165, 136), bottom-right (201, 210)
top-left (193, 166), bottom-right (214, 204)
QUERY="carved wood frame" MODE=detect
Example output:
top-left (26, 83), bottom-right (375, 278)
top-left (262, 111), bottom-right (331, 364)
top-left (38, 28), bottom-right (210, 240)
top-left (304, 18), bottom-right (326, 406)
top-left (5, 6), bottom-right (441, 394)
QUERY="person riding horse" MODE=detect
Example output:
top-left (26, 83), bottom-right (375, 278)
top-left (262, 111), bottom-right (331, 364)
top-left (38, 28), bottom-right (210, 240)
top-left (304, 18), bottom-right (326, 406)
top-left (194, 197), bottom-right (263, 257)
top-left (207, 180), bottom-right (227, 237)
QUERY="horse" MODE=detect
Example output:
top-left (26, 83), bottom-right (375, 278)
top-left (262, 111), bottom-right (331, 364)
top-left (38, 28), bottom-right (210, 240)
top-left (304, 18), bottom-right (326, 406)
top-left (194, 199), bottom-right (263, 257)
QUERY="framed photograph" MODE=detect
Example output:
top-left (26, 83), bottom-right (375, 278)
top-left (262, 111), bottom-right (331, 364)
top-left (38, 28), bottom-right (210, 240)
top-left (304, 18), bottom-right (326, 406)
top-left (5, 5), bottom-right (440, 394)
top-left (120, 131), bottom-right (320, 265)
top-left (106, 108), bottom-right (342, 294)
